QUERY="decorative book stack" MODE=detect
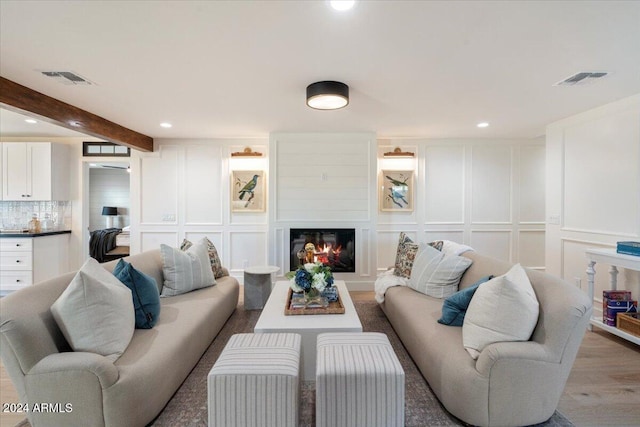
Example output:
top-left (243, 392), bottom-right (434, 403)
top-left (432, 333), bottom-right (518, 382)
top-left (616, 241), bottom-right (640, 257)
top-left (603, 290), bottom-right (637, 326)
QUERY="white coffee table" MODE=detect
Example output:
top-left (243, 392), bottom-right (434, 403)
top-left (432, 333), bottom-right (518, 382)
top-left (254, 280), bottom-right (362, 381)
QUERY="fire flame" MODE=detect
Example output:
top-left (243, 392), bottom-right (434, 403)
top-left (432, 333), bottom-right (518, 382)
top-left (313, 243), bottom-right (342, 265)
top-left (315, 243), bottom-right (341, 255)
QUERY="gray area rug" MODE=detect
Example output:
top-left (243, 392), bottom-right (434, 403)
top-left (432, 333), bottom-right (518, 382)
top-left (149, 300), bottom-right (572, 427)
top-left (14, 300), bottom-right (573, 427)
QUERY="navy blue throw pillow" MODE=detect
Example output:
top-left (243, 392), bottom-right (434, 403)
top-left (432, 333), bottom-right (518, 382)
top-left (438, 275), bottom-right (494, 327)
top-left (113, 259), bottom-right (161, 329)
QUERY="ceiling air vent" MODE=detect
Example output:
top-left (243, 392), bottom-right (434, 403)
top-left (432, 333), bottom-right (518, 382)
top-left (554, 71), bottom-right (609, 86)
top-left (41, 71), bottom-right (93, 85)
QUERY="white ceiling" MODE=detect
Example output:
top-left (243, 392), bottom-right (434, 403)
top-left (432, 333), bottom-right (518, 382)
top-left (1, 1), bottom-right (639, 140)
top-left (0, 108), bottom-right (92, 138)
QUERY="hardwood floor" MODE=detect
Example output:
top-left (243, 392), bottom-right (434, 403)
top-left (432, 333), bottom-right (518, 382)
top-left (2, 292), bottom-right (639, 427)
top-left (558, 329), bottom-right (640, 426)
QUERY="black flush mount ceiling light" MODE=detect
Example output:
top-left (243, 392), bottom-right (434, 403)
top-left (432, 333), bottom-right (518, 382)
top-left (306, 81), bottom-right (349, 110)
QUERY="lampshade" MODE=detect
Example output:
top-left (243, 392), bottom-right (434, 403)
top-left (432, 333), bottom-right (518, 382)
top-left (306, 81), bottom-right (349, 110)
top-left (102, 206), bottom-right (118, 216)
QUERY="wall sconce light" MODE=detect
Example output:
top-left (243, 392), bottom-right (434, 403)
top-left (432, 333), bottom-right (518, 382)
top-left (383, 147), bottom-right (415, 158)
top-left (102, 206), bottom-right (118, 228)
top-left (231, 147), bottom-right (263, 157)
top-left (306, 81), bottom-right (349, 110)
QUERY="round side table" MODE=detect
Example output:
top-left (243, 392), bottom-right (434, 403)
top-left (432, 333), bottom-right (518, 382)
top-left (244, 265), bottom-right (280, 310)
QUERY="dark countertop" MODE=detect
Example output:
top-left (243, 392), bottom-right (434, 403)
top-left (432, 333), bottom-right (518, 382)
top-left (0, 230), bottom-right (72, 238)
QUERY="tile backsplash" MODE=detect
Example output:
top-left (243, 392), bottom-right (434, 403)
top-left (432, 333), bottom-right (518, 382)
top-left (0, 201), bottom-right (72, 231)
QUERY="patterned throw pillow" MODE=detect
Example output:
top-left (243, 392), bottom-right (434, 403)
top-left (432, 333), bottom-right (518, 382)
top-left (393, 232), bottom-right (420, 278)
top-left (180, 237), bottom-right (225, 278)
top-left (428, 240), bottom-right (444, 251)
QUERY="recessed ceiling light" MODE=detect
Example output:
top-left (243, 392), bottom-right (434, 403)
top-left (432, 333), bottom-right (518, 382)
top-left (24, 118), bottom-right (38, 124)
top-left (477, 122), bottom-right (489, 128)
top-left (330, 0), bottom-right (355, 11)
top-left (160, 122), bottom-right (172, 128)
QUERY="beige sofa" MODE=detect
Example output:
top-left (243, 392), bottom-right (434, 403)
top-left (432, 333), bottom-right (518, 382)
top-left (0, 249), bottom-right (239, 427)
top-left (380, 251), bottom-right (592, 427)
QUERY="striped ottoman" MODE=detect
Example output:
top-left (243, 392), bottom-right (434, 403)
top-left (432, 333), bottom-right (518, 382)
top-left (208, 333), bottom-right (301, 427)
top-left (316, 332), bottom-right (405, 427)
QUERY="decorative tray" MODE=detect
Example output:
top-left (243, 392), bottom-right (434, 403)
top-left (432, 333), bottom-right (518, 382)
top-left (284, 288), bottom-right (346, 315)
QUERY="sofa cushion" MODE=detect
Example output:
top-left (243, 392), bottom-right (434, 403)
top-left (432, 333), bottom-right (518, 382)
top-left (51, 257), bottom-right (135, 362)
top-left (438, 275), bottom-right (493, 326)
top-left (180, 237), bottom-right (226, 278)
top-left (161, 238), bottom-right (216, 297)
top-left (393, 232), bottom-right (420, 278)
top-left (408, 244), bottom-right (473, 298)
top-left (113, 259), bottom-right (161, 329)
top-left (462, 264), bottom-right (539, 359)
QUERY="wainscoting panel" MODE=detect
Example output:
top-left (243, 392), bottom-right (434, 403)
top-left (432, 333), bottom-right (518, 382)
top-left (375, 230), bottom-right (408, 271)
top-left (184, 231), bottom-right (223, 250)
top-left (518, 230), bottom-right (545, 268)
top-left (274, 227), bottom-right (285, 274)
top-left (140, 231), bottom-right (178, 252)
top-left (140, 147), bottom-right (179, 225)
top-left (562, 110), bottom-right (640, 236)
top-left (519, 145), bottom-right (545, 224)
top-left (422, 230), bottom-right (465, 244)
top-left (229, 144), bottom-right (269, 226)
top-left (471, 146), bottom-right (512, 224)
top-left (184, 145), bottom-right (223, 225)
top-left (424, 145), bottom-right (465, 224)
top-left (229, 231), bottom-right (268, 272)
top-left (359, 228), bottom-right (371, 277)
top-left (470, 230), bottom-right (512, 262)
top-left (561, 239), bottom-right (613, 307)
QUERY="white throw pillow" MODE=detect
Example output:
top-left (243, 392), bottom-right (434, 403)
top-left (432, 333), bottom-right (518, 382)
top-left (408, 244), bottom-right (473, 298)
top-left (462, 263), bottom-right (539, 359)
top-left (160, 237), bottom-right (216, 297)
top-left (51, 258), bottom-right (135, 362)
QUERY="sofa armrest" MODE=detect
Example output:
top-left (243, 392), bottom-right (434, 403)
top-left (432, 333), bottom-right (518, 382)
top-left (475, 340), bottom-right (556, 376)
top-left (474, 340), bottom-right (571, 426)
top-left (27, 351), bottom-right (118, 389)
top-left (23, 352), bottom-right (118, 427)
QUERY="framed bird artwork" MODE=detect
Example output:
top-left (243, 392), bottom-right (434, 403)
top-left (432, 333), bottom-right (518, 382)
top-left (380, 170), bottom-right (414, 212)
top-left (231, 170), bottom-right (266, 212)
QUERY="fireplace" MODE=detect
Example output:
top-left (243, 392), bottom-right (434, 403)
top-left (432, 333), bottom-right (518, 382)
top-left (290, 228), bottom-right (355, 273)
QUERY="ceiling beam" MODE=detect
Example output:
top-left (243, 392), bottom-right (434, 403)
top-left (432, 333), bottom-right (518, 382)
top-left (0, 77), bottom-right (153, 152)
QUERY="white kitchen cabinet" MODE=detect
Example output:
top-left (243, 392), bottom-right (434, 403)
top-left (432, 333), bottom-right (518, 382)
top-left (0, 234), bottom-right (70, 294)
top-left (0, 237), bottom-right (33, 293)
top-left (2, 142), bottom-right (69, 201)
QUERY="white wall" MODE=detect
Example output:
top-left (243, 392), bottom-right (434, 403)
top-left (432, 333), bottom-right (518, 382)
top-left (377, 139), bottom-right (546, 274)
top-left (130, 139), bottom-right (269, 283)
top-left (546, 94), bottom-right (640, 317)
top-left (89, 168), bottom-right (130, 230)
top-left (268, 133), bottom-right (378, 290)
top-left (128, 134), bottom-right (545, 289)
